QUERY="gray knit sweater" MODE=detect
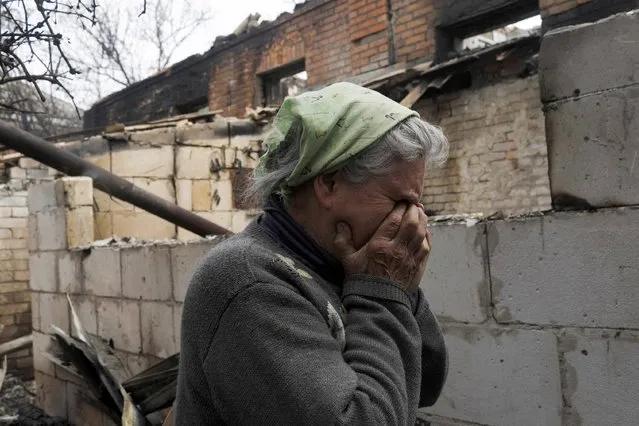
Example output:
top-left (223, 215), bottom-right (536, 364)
top-left (175, 220), bottom-right (448, 425)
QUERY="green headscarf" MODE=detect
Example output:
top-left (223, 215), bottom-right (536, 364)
top-left (256, 81), bottom-right (419, 188)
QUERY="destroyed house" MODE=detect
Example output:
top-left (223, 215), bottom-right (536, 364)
top-left (79, 0), bottom-right (639, 217)
top-left (0, 0), bottom-right (638, 424)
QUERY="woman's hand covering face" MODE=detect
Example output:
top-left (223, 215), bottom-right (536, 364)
top-left (334, 202), bottom-right (431, 293)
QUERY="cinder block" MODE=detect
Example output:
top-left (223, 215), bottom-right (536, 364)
top-left (87, 153), bottom-right (111, 171)
top-left (177, 227), bottom-right (199, 241)
top-left (111, 145), bottom-right (174, 178)
top-left (9, 167), bottom-right (26, 179)
top-left (176, 146), bottom-right (213, 179)
top-left (29, 251), bottom-right (58, 292)
top-left (192, 180), bottom-right (212, 211)
top-left (489, 209), bottom-right (639, 328)
top-left (60, 177), bottom-right (93, 208)
top-left (36, 208), bottom-right (67, 250)
top-left (545, 85), bottom-right (639, 208)
top-left (210, 177), bottom-right (233, 211)
top-left (31, 291), bottom-right (41, 331)
top-left (123, 352), bottom-right (156, 377)
top-left (58, 251), bottom-right (83, 294)
top-left (66, 381), bottom-right (105, 426)
top-left (131, 178), bottom-right (175, 210)
top-left (93, 188), bottom-right (111, 212)
top-left (174, 303), bottom-right (183, 349)
top-left (540, 12), bottom-right (639, 102)
top-left (28, 214), bottom-right (37, 251)
top-left (109, 189), bottom-right (135, 211)
top-left (176, 119), bottom-right (229, 147)
top-left (19, 157), bottom-right (41, 169)
top-left (66, 206), bottom-right (94, 247)
top-left (28, 181), bottom-right (63, 213)
top-left (176, 180), bottom-right (192, 210)
top-left (141, 301), bottom-right (177, 358)
top-left (129, 127), bottom-right (176, 145)
top-left (229, 118), bottom-right (265, 150)
top-left (0, 207), bottom-right (10, 218)
top-left (70, 295), bottom-right (97, 337)
top-left (39, 292), bottom-right (70, 334)
top-left (0, 229), bottom-right (10, 239)
top-left (419, 223), bottom-right (490, 323)
top-left (94, 212), bottom-right (113, 240)
top-left (171, 242), bottom-right (214, 302)
top-left (423, 325), bottom-right (561, 426)
top-left (112, 211), bottom-right (176, 240)
top-left (121, 246), bottom-right (172, 300)
top-left (97, 298), bottom-right (141, 353)
top-left (34, 371), bottom-right (67, 419)
top-left (26, 168), bottom-right (49, 179)
top-left (230, 211), bottom-right (252, 233)
top-left (559, 329), bottom-right (639, 425)
top-left (83, 248), bottom-right (121, 297)
top-left (55, 363), bottom-right (85, 386)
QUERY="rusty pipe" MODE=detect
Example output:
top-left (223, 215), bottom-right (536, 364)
top-left (0, 119), bottom-right (233, 237)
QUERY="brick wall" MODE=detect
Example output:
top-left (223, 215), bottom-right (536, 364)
top-left (209, 0), bottom-right (439, 116)
top-left (0, 158), bottom-right (57, 378)
top-left (84, 0), bottom-right (639, 126)
top-left (417, 75), bottom-right (551, 216)
top-left (83, 53), bottom-right (213, 129)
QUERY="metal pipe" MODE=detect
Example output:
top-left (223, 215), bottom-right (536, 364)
top-left (0, 120), bottom-right (233, 237)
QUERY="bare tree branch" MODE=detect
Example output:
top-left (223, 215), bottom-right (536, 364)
top-left (0, 0), bottom-right (211, 128)
top-left (73, 0), bottom-right (212, 99)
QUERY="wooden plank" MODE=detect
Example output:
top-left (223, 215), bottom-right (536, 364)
top-left (400, 81), bottom-right (430, 108)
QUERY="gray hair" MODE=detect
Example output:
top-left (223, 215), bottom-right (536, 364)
top-left (246, 116), bottom-right (449, 205)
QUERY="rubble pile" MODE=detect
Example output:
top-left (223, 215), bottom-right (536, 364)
top-left (0, 375), bottom-right (69, 426)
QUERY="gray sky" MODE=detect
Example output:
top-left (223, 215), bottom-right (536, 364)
top-left (179, 0), bottom-right (300, 59)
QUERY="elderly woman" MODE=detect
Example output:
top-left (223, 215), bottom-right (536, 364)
top-left (175, 82), bottom-right (449, 425)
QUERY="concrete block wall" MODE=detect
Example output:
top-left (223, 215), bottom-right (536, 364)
top-left (28, 177), bottom-right (224, 423)
top-left (540, 10), bottom-right (639, 209)
top-left (418, 208), bottom-right (639, 426)
top-left (86, 120), bottom-right (263, 241)
top-left (419, 12), bottom-right (639, 425)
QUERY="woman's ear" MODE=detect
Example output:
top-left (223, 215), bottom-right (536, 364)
top-left (313, 171), bottom-right (339, 209)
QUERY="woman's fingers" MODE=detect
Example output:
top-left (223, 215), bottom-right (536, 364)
top-left (374, 203), bottom-right (408, 240)
top-left (395, 204), bottom-right (421, 245)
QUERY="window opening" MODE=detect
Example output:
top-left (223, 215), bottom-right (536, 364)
top-left (260, 60), bottom-right (307, 107)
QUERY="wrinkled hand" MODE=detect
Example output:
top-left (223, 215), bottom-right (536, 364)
top-left (334, 203), bottom-right (431, 293)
